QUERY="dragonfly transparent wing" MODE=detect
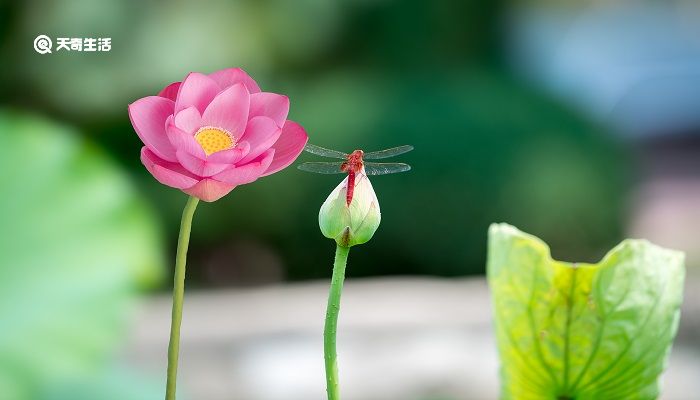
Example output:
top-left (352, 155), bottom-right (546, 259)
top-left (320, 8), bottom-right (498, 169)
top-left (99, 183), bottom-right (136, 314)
top-left (298, 161), bottom-right (345, 174)
top-left (363, 145), bottom-right (414, 160)
top-left (364, 162), bottom-right (411, 175)
top-left (303, 143), bottom-right (348, 159)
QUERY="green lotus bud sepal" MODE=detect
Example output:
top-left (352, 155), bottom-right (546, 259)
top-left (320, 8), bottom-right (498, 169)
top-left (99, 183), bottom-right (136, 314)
top-left (319, 170), bottom-right (381, 247)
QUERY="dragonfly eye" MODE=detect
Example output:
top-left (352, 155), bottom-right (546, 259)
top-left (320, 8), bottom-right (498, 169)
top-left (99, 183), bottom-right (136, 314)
top-left (350, 150), bottom-right (364, 158)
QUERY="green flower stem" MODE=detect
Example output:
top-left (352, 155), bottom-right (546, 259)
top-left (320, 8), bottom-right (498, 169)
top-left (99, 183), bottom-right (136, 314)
top-left (324, 244), bottom-right (350, 400)
top-left (165, 195), bottom-right (199, 400)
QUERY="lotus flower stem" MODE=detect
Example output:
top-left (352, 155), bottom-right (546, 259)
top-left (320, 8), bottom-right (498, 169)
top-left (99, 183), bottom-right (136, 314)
top-left (324, 244), bottom-right (350, 400)
top-left (165, 195), bottom-right (199, 400)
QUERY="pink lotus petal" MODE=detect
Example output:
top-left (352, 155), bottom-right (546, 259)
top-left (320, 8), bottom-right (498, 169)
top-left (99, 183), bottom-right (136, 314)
top-left (237, 116), bottom-right (281, 164)
top-left (176, 149), bottom-right (231, 177)
top-left (208, 68), bottom-right (261, 93)
top-left (184, 179), bottom-right (236, 202)
top-left (174, 72), bottom-right (220, 114)
top-left (201, 83), bottom-right (250, 138)
top-left (174, 106), bottom-right (202, 134)
top-left (141, 147), bottom-right (199, 189)
top-left (158, 82), bottom-right (181, 101)
top-left (131, 68), bottom-right (305, 200)
top-left (249, 92), bottom-right (290, 128)
top-left (166, 119), bottom-right (206, 159)
top-left (262, 120), bottom-right (309, 176)
top-left (213, 149), bottom-right (275, 185)
top-left (207, 141), bottom-right (250, 163)
top-left (129, 96), bottom-right (177, 161)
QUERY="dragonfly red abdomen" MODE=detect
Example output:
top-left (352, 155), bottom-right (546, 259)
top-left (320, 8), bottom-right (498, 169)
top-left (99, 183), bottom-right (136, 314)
top-left (346, 171), bottom-right (356, 205)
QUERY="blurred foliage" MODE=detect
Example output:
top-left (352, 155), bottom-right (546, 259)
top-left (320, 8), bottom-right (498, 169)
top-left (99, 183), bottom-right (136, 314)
top-left (0, 110), bottom-right (163, 398)
top-left (0, 0), bottom-right (629, 283)
top-left (41, 365), bottom-right (162, 400)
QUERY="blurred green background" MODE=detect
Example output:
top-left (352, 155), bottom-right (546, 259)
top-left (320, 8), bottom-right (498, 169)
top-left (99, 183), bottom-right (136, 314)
top-left (2, 0), bottom-right (699, 399)
top-left (0, 0), bottom-right (632, 280)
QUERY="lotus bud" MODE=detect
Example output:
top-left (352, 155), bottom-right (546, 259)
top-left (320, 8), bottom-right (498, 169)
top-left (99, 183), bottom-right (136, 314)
top-left (319, 170), bottom-right (381, 247)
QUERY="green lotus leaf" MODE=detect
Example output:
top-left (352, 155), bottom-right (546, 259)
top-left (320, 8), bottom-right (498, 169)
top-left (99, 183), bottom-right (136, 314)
top-left (0, 110), bottom-right (163, 398)
top-left (487, 223), bottom-right (684, 400)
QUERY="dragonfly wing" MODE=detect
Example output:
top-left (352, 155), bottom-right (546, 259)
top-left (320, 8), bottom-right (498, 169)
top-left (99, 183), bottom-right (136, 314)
top-left (303, 143), bottom-right (348, 159)
top-left (364, 162), bottom-right (411, 175)
top-left (298, 161), bottom-right (345, 174)
top-left (363, 145), bottom-right (414, 160)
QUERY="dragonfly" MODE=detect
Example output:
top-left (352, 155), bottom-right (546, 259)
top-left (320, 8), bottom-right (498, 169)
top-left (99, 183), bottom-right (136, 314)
top-left (298, 143), bottom-right (413, 205)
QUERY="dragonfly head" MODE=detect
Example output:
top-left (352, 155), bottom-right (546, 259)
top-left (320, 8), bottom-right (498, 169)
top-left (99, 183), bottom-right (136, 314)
top-left (345, 150), bottom-right (365, 173)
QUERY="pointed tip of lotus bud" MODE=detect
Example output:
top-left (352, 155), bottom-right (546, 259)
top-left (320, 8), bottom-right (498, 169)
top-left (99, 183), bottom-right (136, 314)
top-left (319, 171), bottom-right (381, 247)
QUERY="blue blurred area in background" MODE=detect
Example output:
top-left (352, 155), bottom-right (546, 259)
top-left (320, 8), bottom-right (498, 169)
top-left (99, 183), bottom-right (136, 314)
top-left (1, 0), bottom-right (698, 399)
top-left (508, 1), bottom-right (700, 137)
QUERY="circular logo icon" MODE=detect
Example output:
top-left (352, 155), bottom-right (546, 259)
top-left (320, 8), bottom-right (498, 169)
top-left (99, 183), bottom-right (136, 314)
top-left (34, 35), bottom-right (52, 54)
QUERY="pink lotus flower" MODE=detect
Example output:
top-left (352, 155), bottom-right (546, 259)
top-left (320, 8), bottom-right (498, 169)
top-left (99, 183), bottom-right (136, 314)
top-left (129, 68), bottom-right (309, 201)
